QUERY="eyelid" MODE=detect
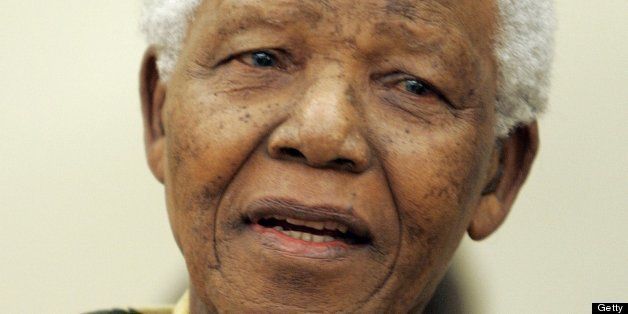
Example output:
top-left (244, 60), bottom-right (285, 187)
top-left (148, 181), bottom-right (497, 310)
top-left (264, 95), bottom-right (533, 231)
top-left (377, 72), bottom-right (452, 105)
top-left (220, 48), bottom-right (291, 70)
top-left (382, 73), bottom-right (431, 91)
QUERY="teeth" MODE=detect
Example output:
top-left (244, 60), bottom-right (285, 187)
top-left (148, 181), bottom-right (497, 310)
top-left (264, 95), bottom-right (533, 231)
top-left (324, 221), bottom-right (338, 231)
top-left (273, 226), bottom-right (284, 231)
top-left (286, 218), bottom-right (304, 226)
top-left (277, 230), bottom-right (337, 243)
top-left (305, 221), bottom-right (325, 230)
top-left (323, 221), bottom-right (348, 234)
top-left (270, 217), bottom-right (349, 236)
top-left (301, 232), bottom-right (312, 241)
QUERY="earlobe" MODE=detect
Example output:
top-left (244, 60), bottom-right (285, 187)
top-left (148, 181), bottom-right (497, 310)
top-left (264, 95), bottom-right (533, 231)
top-left (140, 47), bottom-right (167, 183)
top-left (468, 195), bottom-right (502, 240)
top-left (468, 122), bottom-right (540, 240)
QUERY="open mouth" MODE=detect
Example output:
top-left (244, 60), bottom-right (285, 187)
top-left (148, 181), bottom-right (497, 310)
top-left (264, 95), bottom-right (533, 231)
top-left (252, 216), bottom-right (368, 245)
top-left (243, 198), bottom-right (372, 246)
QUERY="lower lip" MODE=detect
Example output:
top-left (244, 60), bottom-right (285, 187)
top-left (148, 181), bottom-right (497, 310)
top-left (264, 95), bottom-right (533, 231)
top-left (250, 224), bottom-right (351, 258)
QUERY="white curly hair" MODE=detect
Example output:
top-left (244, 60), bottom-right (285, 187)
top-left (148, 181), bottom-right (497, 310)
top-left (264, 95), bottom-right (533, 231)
top-left (140, 0), bottom-right (555, 137)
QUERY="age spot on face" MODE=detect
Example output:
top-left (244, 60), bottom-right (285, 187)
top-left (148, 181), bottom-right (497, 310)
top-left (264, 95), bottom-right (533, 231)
top-left (155, 0), bottom-right (505, 311)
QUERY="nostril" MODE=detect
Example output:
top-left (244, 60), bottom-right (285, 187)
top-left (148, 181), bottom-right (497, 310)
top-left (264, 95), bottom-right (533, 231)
top-left (272, 146), bottom-right (361, 172)
top-left (279, 147), bottom-right (305, 159)
top-left (331, 158), bottom-right (355, 170)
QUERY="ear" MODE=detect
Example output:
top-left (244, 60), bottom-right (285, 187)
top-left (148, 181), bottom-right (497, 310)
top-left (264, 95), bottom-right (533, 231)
top-left (468, 122), bottom-right (540, 240)
top-left (140, 47), bottom-right (167, 183)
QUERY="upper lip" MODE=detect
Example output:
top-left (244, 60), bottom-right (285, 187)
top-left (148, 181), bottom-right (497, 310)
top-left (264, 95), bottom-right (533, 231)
top-left (244, 197), bottom-right (372, 242)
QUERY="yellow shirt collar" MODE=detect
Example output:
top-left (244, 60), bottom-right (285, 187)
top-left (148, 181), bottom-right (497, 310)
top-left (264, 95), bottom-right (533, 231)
top-left (133, 290), bottom-right (189, 314)
top-left (172, 290), bottom-right (190, 314)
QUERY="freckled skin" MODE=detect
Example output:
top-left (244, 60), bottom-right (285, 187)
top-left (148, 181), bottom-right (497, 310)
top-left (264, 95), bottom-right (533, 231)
top-left (139, 0), bottom-right (540, 312)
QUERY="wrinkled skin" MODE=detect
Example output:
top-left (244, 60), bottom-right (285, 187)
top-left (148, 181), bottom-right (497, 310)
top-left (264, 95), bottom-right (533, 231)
top-left (140, 0), bottom-right (539, 312)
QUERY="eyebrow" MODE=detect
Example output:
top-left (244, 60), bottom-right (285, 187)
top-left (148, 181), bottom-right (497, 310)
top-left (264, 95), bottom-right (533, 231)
top-left (384, 0), bottom-right (450, 24)
top-left (372, 20), bottom-right (450, 55)
top-left (369, 18), bottom-right (476, 106)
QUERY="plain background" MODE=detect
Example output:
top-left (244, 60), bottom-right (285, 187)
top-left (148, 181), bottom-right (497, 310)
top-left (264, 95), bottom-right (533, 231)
top-left (1, 0), bottom-right (626, 313)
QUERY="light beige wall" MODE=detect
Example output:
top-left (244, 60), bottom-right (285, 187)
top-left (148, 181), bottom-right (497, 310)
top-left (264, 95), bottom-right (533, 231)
top-left (0, 0), bottom-right (626, 313)
top-left (0, 1), bottom-right (185, 312)
top-left (456, 0), bottom-right (628, 312)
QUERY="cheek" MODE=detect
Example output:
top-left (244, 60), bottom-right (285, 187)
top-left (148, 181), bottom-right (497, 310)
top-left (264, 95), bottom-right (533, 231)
top-left (164, 79), bottom-right (290, 203)
top-left (385, 130), bottom-right (485, 251)
top-left (368, 109), bottom-right (492, 305)
top-left (161, 81), bottom-right (291, 269)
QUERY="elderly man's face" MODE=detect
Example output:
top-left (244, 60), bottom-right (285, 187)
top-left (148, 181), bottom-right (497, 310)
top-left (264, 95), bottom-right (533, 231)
top-left (141, 0), bottom-right (537, 311)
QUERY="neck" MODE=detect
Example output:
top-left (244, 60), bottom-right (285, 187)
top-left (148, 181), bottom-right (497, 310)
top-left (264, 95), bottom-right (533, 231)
top-left (189, 286), bottom-right (217, 314)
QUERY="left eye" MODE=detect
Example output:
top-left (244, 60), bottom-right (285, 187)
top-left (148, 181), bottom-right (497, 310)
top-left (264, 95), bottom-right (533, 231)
top-left (402, 79), bottom-right (431, 96)
top-left (248, 51), bottom-right (276, 67)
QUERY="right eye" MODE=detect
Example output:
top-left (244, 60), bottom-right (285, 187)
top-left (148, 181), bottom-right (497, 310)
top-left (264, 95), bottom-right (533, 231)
top-left (237, 51), bottom-right (279, 68)
top-left (401, 79), bottom-right (432, 97)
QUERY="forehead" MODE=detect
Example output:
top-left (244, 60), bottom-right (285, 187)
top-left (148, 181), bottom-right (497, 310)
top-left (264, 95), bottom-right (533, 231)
top-left (202, 0), bottom-right (497, 49)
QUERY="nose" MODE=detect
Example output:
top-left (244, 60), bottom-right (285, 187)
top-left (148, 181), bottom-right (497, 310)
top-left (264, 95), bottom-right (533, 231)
top-left (267, 77), bottom-right (371, 173)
